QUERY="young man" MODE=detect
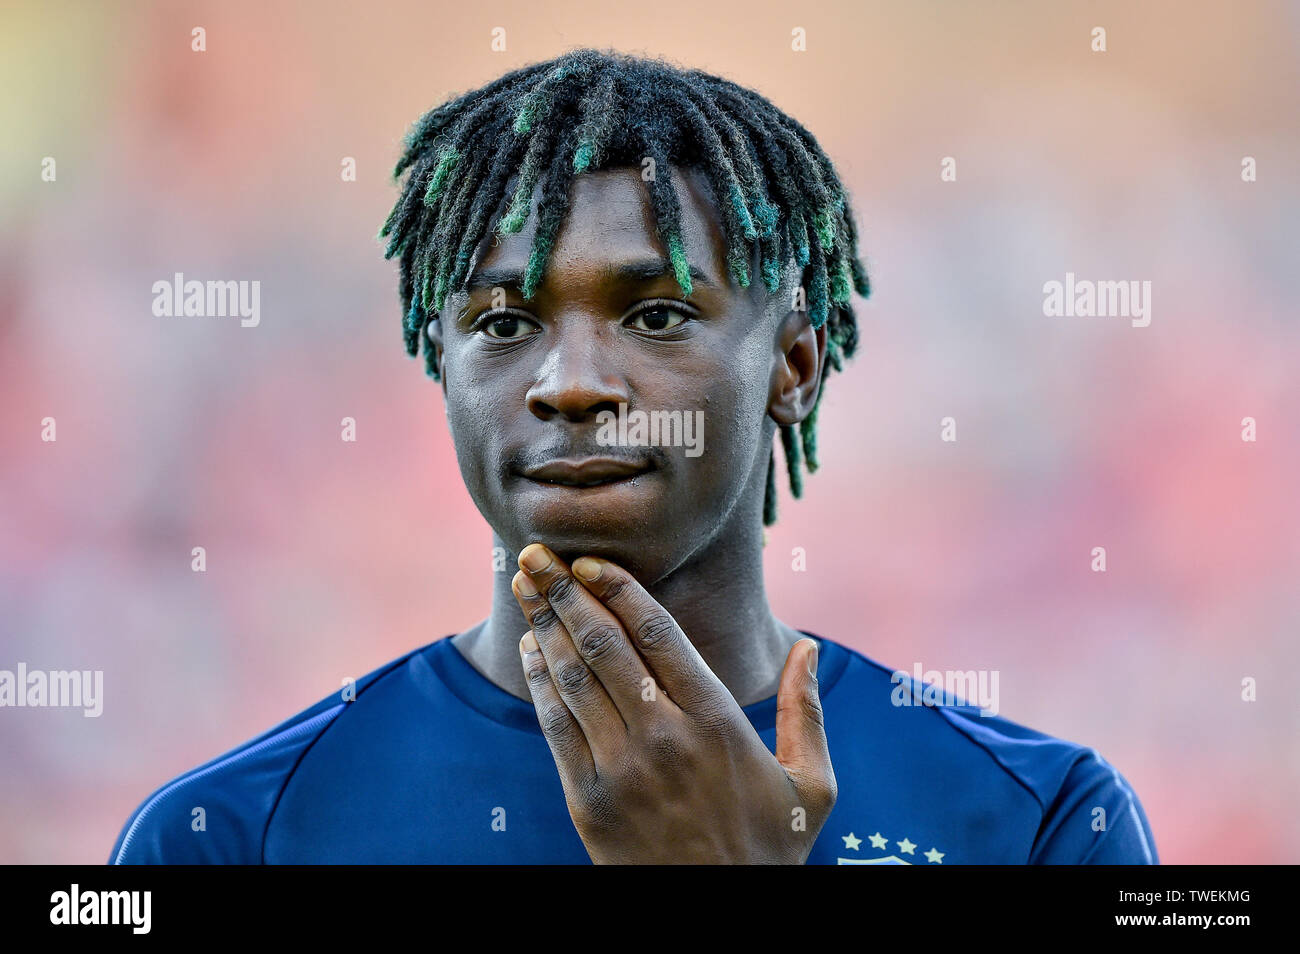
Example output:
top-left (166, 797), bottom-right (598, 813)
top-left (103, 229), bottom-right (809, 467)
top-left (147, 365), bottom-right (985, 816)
top-left (111, 48), bottom-right (1157, 864)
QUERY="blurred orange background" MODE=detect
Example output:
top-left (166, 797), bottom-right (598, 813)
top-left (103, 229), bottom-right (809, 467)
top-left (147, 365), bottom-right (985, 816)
top-left (1, 0), bottom-right (1296, 863)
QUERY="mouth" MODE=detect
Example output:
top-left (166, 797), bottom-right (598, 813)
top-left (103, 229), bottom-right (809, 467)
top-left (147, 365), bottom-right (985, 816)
top-left (520, 456), bottom-right (655, 489)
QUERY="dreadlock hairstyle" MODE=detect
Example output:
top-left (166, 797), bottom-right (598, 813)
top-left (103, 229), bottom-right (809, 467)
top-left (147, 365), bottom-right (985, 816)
top-left (379, 48), bottom-right (870, 526)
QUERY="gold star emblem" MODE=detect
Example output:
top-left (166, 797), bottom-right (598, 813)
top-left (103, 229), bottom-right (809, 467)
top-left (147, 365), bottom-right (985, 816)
top-left (897, 837), bottom-right (917, 855)
top-left (842, 832), bottom-right (862, 850)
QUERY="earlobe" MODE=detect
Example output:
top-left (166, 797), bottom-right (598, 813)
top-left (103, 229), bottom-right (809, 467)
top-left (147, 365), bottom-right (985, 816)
top-left (769, 309), bottom-right (826, 427)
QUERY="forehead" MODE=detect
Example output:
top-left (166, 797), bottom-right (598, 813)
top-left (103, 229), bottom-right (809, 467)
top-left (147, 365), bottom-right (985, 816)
top-left (467, 164), bottom-right (731, 292)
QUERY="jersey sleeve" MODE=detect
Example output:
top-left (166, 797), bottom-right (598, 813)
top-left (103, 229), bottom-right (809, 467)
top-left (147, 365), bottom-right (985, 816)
top-left (109, 703), bottom-right (345, 864)
top-left (1028, 749), bottom-right (1159, 864)
top-left (109, 646), bottom-right (424, 864)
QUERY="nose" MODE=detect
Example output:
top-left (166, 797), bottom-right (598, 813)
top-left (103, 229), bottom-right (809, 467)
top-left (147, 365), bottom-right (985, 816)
top-left (525, 327), bottom-right (629, 423)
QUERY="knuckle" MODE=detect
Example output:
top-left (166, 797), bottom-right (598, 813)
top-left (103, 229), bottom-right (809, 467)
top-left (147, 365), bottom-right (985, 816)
top-left (823, 773), bottom-right (839, 812)
top-left (574, 778), bottom-right (619, 830)
top-left (528, 600), bottom-right (560, 633)
top-left (810, 773), bottom-right (838, 816)
top-left (597, 573), bottom-right (632, 606)
top-left (781, 687), bottom-right (826, 729)
top-left (800, 687), bottom-right (826, 728)
top-left (537, 703), bottom-right (573, 738)
top-left (641, 722), bottom-right (688, 766)
top-left (789, 766), bottom-right (836, 818)
top-left (634, 613), bottom-right (678, 652)
top-left (554, 659), bottom-right (595, 695)
top-left (577, 623), bottom-right (623, 663)
top-left (543, 572), bottom-right (579, 607)
top-left (523, 657), bottom-right (551, 687)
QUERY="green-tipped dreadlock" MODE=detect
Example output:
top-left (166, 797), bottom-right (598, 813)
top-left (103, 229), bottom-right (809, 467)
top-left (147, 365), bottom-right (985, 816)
top-left (379, 48), bottom-right (870, 527)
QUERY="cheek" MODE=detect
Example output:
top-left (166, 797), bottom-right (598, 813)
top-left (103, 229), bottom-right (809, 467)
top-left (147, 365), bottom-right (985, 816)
top-left (664, 354), bottom-right (770, 504)
top-left (441, 337), bottom-right (507, 446)
top-left (441, 375), bottom-right (504, 494)
top-left (703, 327), bottom-right (774, 439)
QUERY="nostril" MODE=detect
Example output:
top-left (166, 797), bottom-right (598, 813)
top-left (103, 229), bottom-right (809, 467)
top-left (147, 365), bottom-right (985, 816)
top-left (525, 369), bottom-right (630, 422)
top-left (527, 394), bottom-right (626, 423)
top-left (528, 399), bottom-right (559, 421)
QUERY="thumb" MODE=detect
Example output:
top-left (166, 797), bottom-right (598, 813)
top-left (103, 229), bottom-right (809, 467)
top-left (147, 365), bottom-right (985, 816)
top-left (774, 638), bottom-right (836, 809)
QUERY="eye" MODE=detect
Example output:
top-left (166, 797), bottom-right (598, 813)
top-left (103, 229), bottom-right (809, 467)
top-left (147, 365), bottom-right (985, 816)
top-left (479, 314), bottom-right (539, 340)
top-left (625, 303), bottom-right (689, 333)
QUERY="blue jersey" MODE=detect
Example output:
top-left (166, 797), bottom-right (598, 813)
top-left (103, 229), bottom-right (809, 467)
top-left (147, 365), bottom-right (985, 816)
top-left (109, 634), bottom-right (1158, 864)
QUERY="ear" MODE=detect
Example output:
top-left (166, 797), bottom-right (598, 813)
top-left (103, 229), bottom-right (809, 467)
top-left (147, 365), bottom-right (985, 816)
top-left (769, 306), bottom-right (826, 427)
top-left (425, 316), bottom-right (447, 395)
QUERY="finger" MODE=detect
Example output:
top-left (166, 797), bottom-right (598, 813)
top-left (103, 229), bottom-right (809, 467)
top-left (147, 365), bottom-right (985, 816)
top-left (518, 630), bottom-right (596, 795)
top-left (518, 543), bottom-right (657, 719)
top-left (775, 638), bottom-right (836, 817)
top-left (512, 564), bottom-right (625, 755)
top-left (564, 555), bottom-right (726, 714)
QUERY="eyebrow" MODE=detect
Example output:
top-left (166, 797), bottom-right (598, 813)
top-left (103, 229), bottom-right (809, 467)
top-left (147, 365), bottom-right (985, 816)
top-left (464, 257), bottom-right (716, 293)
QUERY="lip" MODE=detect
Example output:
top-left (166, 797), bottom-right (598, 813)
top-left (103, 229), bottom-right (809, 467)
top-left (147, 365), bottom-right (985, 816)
top-left (521, 457), bottom-right (654, 488)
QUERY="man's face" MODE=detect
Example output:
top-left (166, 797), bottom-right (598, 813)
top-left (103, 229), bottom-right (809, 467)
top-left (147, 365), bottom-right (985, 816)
top-left (434, 165), bottom-right (798, 581)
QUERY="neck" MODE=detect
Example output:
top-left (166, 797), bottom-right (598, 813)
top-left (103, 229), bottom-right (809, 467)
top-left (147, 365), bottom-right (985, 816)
top-left (451, 501), bottom-right (803, 708)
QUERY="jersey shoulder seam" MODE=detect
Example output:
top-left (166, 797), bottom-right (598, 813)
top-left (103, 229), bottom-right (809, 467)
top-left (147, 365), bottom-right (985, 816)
top-left (111, 703), bottom-right (345, 864)
top-left (845, 647), bottom-right (1056, 815)
top-left (258, 645), bottom-right (428, 862)
top-left (113, 642), bottom-right (436, 864)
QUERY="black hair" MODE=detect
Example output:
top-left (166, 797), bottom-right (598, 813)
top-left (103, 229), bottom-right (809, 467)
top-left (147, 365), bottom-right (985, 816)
top-left (380, 47), bottom-right (870, 525)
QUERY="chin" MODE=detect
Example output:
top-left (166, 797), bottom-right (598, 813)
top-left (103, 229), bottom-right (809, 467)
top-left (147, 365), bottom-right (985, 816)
top-left (503, 513), bottom-right (672, 579)
top-left (531, 528), bottom-right (657, 574)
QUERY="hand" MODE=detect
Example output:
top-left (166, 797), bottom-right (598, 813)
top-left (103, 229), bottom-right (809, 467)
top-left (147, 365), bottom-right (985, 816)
top-left (511, 543), bottom-right (836, 864)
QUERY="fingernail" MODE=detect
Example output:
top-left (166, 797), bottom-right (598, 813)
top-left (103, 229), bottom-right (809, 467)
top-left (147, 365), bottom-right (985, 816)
top-left (513, 570), bottom-right (538, 597)
top-left (805, 640), bottom-right (819, 677)
top-left (573, 557), bottom-right (602, 581)
top-left (520, 544), bottom-right (551, 573)
top-left (520, 630), bottom-right (538, 653)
